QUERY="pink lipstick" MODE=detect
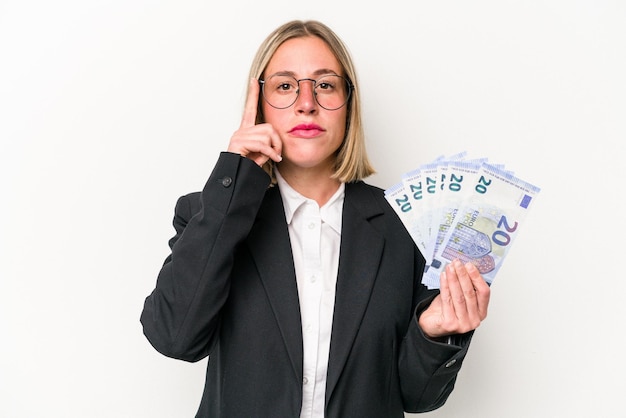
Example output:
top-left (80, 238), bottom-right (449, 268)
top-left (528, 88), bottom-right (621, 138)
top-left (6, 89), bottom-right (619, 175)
top-left (289, 124), bottom-right (325, 138)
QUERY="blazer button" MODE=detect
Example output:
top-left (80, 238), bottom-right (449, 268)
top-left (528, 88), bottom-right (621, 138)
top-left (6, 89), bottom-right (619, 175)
top-left (445, 359), bottom-right (457, 368)
top-left (220, 177), bottom-right (233, 187)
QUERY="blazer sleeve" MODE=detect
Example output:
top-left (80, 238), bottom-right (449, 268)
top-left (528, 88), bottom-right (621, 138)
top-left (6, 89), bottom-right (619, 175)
top-left (140, 152), bottom-right (271, 362)
top-left (398, 246), bottom-right (475, 412)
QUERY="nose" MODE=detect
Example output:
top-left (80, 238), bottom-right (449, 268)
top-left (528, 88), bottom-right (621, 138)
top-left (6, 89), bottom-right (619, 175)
top-left (294, 79), bottom-right (318, 113)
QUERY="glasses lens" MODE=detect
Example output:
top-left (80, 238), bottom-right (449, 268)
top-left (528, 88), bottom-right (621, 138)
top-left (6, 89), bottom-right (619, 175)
top-left (314, 75), bottom-right (351, 110)
top-left (263, 75), bottom-right (299, 109)
top-left (261, 74), bottom-right (352, 110)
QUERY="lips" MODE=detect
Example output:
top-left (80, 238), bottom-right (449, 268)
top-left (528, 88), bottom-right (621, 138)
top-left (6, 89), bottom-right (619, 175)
top-left (289, 123), bottom-right (325, 138)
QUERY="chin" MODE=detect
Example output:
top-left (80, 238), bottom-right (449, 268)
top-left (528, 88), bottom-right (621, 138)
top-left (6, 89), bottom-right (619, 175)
top-left (290, 153), bottom-right (335, 168)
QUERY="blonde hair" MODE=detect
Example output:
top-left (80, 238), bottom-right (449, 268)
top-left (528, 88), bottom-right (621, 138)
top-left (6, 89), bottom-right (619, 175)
top-left (246, 20), bottom-right (375, 183)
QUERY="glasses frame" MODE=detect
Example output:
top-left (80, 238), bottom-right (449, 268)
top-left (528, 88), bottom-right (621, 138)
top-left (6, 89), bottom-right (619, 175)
top-left (258, 74), bottom-right (354, 111)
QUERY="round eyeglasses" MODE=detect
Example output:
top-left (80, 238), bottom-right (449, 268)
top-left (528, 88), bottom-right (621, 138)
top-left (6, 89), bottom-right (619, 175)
top-left (259, 74), bottom-right (353, 111)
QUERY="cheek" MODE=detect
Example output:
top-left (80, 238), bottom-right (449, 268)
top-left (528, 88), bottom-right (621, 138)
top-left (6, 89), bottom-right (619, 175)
top-left (332, 111), bottom-right (348, 143)
top-left (261, 102), bottom-right (282, 126)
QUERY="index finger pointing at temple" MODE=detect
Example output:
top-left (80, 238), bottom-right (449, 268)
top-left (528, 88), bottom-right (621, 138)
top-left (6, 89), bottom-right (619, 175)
top-left (240, 78), bottom-right (260, 129)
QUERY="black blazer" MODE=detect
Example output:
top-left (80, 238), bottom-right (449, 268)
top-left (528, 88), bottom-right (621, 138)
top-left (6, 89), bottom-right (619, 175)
top-left (141, 152), bottom-right (472, 418)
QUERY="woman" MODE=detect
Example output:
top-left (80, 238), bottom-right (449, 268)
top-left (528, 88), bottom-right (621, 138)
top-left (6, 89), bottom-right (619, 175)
top-left (141, 19), bottom-right (490, 418)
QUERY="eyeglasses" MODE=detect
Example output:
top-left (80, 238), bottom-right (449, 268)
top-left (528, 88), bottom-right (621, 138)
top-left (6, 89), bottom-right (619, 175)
top-left (259, 74), bottom-right (353, 111)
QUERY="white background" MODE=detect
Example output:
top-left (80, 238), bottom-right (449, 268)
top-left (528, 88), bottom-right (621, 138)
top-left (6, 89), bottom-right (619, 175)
top-left (1, 1), bottom-right (625, 417)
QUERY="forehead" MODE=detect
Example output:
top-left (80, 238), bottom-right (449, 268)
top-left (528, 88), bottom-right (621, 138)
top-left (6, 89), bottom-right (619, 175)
top-left (265, 36), bottom-right (342, 77)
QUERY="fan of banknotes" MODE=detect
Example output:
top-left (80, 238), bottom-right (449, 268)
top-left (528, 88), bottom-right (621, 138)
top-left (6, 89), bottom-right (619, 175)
top-left (384, 151), bottom-right (541, 289)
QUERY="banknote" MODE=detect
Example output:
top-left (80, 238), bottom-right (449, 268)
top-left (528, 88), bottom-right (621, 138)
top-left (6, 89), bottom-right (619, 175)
top-left (399, 152), bottom-right (466, 258)
top-left (386, 154), bottom-right (541, 289)
top-left (384, 180), bottom-right (428, 255)
top-left (422, 159), bottom-right (485, 274)
top-left (421, 162), bottom-right (541, 288)
top-left (400, 163), bottom-right (437, 254)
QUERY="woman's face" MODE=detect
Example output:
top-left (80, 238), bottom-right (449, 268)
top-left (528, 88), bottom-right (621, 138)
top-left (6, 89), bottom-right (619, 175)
top-left (262, 36), bottom-right (348, 173)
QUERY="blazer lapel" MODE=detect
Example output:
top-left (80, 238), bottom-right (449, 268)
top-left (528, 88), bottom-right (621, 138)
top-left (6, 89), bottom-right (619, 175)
top-left (325, 182), bottom-right (385, 402)
top-left (246, 186), bottom-right (303, 386)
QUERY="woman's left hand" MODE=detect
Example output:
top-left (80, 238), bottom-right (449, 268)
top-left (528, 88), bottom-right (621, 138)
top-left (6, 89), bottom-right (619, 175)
top-left (418, 259), bottom-right (491, 339)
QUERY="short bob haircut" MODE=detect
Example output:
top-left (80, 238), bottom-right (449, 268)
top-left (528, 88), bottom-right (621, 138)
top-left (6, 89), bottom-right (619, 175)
top-left (246, 20), bottom-right (375, 183)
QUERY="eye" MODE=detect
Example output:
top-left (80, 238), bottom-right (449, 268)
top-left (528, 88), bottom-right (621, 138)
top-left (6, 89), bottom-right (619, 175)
top-left (278, 82), bottom-right (294, 91)
top-left (316, 81), bottom-right (335, 91)
top-left (269, 76), bottom-right (298, 93)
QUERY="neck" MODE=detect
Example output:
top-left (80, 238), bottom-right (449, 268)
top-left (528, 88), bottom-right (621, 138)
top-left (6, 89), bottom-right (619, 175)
top-left (277, 163), bottom-right (341, 207)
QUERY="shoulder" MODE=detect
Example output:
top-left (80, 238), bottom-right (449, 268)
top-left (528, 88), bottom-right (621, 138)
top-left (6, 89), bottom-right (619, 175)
top-left (344, 181), bottom-right (392, 215)
top-left (345, 181), bottom-right (426, 267)
top-left (345, 181), bottom-right (406, 231)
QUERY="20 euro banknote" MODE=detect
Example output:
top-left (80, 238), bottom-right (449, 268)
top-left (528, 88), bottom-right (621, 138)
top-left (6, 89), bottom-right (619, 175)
top-left (421, 162), bottom-right (540, 289)
top-left (386, 154), bottom-right (540, 289)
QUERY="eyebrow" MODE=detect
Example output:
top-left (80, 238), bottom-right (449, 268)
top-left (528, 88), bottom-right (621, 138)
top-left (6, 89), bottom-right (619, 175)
top-left (267, 68), bottom-right (341, 78)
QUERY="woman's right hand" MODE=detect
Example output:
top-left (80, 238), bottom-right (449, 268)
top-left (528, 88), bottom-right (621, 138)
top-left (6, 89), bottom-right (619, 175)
top-left (227, 78), bottom-right (283, 166)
